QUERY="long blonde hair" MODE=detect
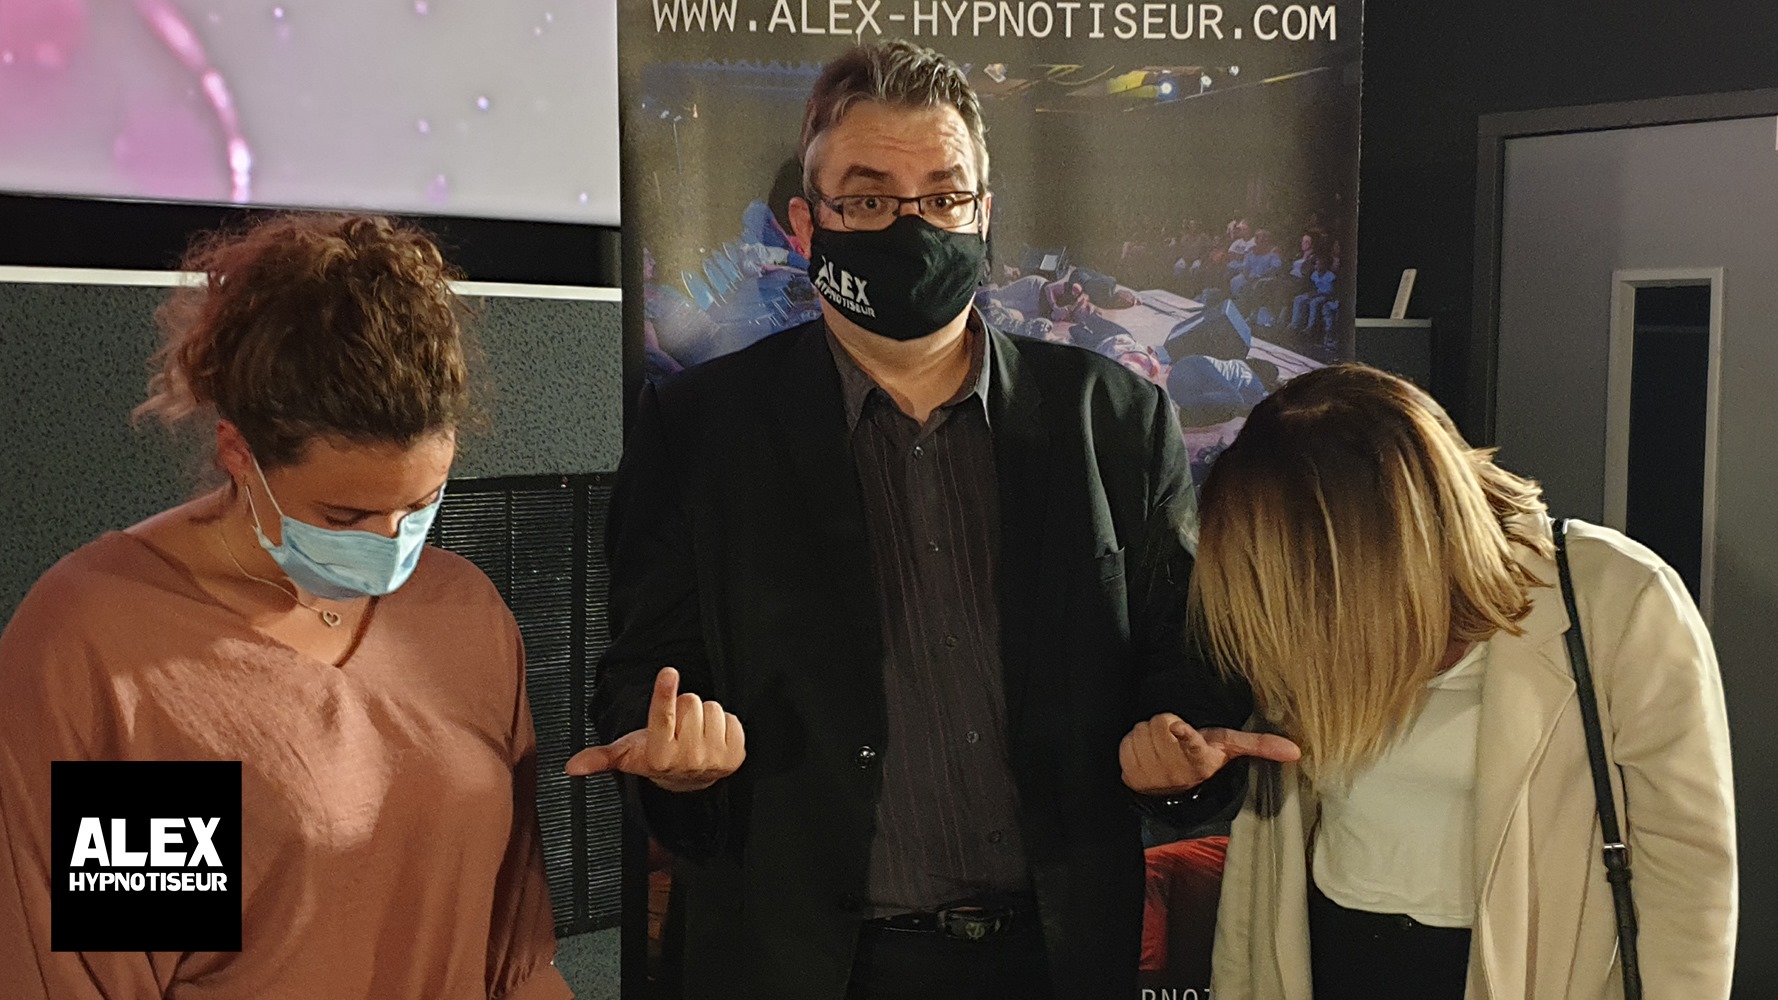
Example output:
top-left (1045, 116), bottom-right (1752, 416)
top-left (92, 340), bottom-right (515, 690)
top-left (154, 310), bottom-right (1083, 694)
top-left (1189, 365), bottom-right (1550, 782)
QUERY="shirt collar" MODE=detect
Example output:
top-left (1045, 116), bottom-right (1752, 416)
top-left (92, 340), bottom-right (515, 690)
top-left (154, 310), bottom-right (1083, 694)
top-left (825, 310), bottom-right (993, 433)
top-left (1427, 641), bottom-right (1489, 691)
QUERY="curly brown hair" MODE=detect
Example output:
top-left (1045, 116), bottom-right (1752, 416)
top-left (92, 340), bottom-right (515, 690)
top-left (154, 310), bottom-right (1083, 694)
top-left (135, 214), bottom-right (474, 468)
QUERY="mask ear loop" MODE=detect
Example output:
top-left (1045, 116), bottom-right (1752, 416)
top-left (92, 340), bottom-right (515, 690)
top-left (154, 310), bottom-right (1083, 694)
top-left (241, 454), bottom-right (286, 545)
top-left (975, 194), bottom-right (993, 288)
top-left (248, 454), bottom-right (286, 514)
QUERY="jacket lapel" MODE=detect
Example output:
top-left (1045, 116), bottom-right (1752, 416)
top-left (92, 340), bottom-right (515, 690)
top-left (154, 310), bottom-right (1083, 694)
top-left (1471, 532), bottom-right (1576, 993)
top-left (986, 329), bottom-right (1052, 731)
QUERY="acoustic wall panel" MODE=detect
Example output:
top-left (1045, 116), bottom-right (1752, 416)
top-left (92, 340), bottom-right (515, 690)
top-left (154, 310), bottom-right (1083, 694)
top-left (453, 284), bottom-right (624, 480)
top-left (0, 269), bottom-right (623, 616)
top-left (579, 476), bottom-right (623, 932)
top-left (0, 277), bottom-right (194, 616)
top-left (428, 475), bottom-right (623, 935)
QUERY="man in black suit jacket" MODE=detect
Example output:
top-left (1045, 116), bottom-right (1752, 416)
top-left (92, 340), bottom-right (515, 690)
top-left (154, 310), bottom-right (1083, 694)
top-left (569, 40), bottom-right (1299, 1000)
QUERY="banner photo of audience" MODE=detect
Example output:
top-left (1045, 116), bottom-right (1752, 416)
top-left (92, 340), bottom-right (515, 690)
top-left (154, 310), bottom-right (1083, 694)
top-left (621, 5), bottom-right (1361, 993)
top-left (628, 15), bottom-right (1360, 491)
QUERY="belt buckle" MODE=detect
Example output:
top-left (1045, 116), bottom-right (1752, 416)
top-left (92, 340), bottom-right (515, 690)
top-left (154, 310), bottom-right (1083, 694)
top-left (936, 905), bottom-right (1009, 942)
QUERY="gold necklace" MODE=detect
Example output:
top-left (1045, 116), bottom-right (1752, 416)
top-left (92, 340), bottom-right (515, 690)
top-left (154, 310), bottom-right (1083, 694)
top-left (217, 526), bottom-right (344, 628)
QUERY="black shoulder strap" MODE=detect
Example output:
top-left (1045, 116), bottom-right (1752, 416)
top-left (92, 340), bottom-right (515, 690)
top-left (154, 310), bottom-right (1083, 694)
top-left (1553, 518), bottom-right (1643, 999)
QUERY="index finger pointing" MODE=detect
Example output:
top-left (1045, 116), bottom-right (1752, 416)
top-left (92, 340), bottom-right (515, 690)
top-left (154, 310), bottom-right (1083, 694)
top-left (1209, 728), bottom-right (1302, 763)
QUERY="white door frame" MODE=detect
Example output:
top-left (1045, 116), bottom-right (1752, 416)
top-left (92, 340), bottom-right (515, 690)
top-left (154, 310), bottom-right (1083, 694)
top-left (1604, 267), bottom-right (1723, 622)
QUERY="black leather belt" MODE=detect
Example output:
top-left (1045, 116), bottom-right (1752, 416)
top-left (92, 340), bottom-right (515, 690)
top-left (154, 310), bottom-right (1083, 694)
top-left (864, 901), bottom-right (1037, 942)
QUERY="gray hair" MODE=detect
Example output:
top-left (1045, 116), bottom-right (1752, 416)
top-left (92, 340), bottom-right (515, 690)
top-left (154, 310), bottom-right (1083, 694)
top-left (799, 40), bottom-right (989, 193)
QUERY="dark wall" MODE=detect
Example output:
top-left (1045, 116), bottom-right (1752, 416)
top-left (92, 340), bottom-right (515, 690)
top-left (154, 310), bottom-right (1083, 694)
top-left (0, 193), bottom-right (619, 286)
top-left (1357, 0), bottom-right (1778, 437)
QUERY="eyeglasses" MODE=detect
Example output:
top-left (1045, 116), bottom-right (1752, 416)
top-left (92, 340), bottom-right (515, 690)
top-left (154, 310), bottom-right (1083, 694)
top-left (809, 189), bottom-right (984, 232)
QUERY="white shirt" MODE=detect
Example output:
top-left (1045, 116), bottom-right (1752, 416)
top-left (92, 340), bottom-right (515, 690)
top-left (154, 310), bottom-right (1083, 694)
top-left (1311, 642), bottom-right (1487, 928)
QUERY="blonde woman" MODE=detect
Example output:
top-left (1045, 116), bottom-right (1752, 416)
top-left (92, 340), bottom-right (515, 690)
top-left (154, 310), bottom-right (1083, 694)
top-left (1195, 365), bottom-right (1735, 999)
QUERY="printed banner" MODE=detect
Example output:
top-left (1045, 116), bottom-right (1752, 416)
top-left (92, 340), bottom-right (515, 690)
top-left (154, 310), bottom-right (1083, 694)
top-left (620, 2), bottom-right (1361, 991)
top-left (625, 1), bottom-right (1360, 486)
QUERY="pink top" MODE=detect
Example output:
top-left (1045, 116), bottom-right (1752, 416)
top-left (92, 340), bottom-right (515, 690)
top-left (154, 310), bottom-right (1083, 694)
top-left (0, 532), bottom-right (573, 1000)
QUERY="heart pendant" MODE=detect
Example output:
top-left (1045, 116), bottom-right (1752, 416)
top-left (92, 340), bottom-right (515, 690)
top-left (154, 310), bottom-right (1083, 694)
top-left (321, 610), bottom-right (343, 628)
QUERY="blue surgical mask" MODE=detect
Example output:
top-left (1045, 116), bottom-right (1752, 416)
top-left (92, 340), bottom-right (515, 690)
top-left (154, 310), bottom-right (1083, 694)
top-left (244, 456), bottom-right (443, 600)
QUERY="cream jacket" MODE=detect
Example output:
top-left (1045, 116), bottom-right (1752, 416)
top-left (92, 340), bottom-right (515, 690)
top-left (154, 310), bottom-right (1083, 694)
top-left (1212, 517), bottom-right (1737, 999)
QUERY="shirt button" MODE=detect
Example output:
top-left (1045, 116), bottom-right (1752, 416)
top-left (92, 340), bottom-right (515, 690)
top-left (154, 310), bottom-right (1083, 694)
top-left (942, 633), bottom-right (958, 648)
top-left (912, 445), bottom-right (925, 458)
top-left (988, 830), bottom-right (1005, 845)
top-left (927, 541), bottom-right (941, 553)
top-left (855, 746), bottom-right (878, 769)
top-left (966, 730), bottom-right (980, 744)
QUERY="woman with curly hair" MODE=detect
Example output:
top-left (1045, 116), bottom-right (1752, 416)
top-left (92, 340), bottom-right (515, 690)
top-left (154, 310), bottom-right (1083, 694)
top-left (0, 215), bottom-right (572, 1000)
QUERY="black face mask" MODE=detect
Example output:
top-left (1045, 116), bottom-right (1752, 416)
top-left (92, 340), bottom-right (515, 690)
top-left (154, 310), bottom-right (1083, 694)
top-left (807, 215), bottom-right (988, 341)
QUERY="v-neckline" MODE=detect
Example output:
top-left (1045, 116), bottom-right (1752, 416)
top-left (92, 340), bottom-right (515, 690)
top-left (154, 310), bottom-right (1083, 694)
top-left (115, 530), bottom-right (379, 670)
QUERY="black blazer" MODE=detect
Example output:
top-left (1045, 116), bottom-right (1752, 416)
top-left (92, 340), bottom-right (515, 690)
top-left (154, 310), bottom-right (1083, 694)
top-left (593, 320), bottom-right (1248, 1000)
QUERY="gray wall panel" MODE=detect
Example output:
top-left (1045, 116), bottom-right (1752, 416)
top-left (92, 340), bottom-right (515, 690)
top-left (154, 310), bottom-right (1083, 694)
top-left (457, 294), bottom-right (625, 480)
top-left (0, 277), bottom-right (623, 618)
top-left (0, 283), bottom-right (195, 616)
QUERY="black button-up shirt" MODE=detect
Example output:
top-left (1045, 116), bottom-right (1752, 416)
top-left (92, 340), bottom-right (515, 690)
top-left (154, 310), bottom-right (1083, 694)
top-left (826, 320), bottom-right (1032, 915)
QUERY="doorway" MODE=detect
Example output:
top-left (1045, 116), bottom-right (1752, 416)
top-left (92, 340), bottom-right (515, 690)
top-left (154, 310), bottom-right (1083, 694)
top-left (1476, 95), bottom-right (1778, 996)
top-left (1606, 271), bottom-right (1721, 619)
